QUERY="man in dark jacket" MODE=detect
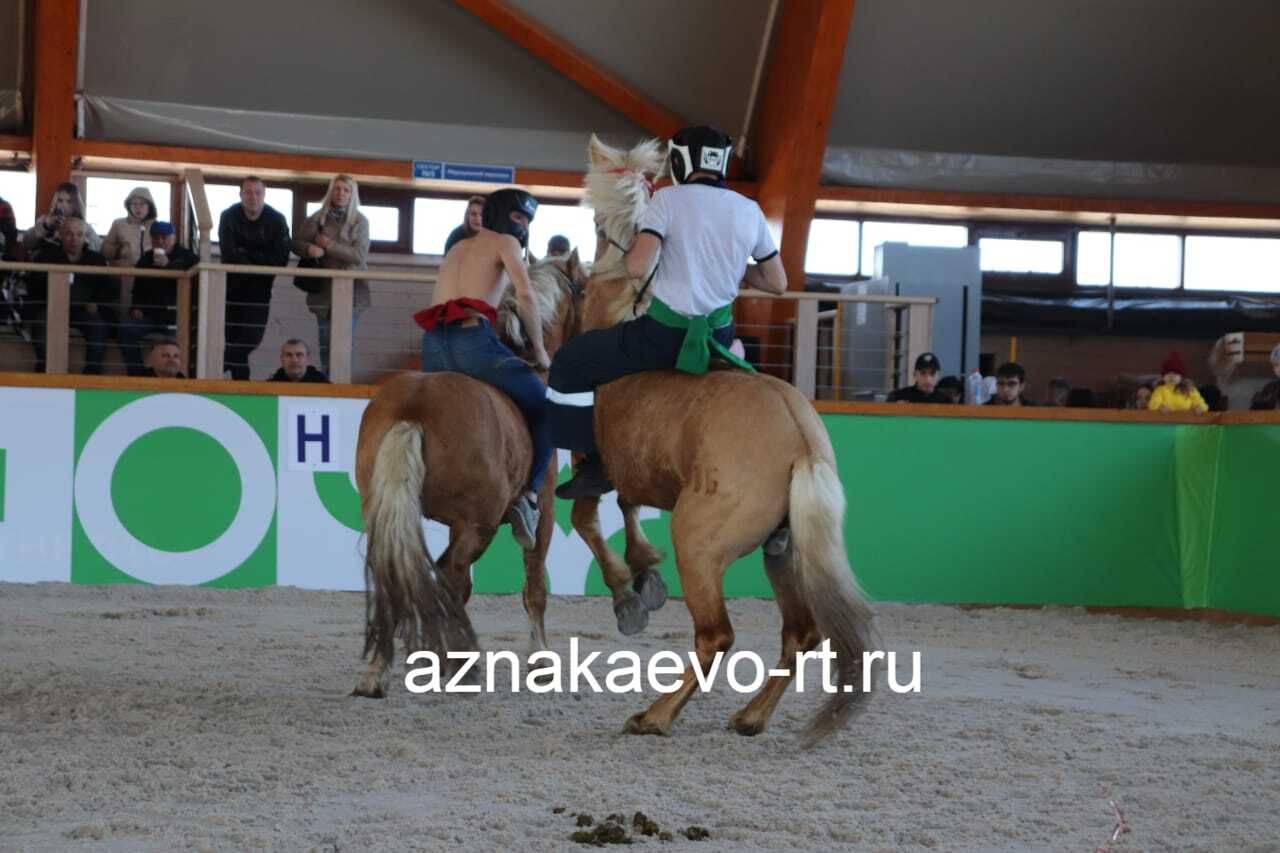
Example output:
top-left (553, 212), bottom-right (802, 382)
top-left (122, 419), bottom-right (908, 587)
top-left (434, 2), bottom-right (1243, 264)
top-left (268, 338), bottom-right (330, 383)
top-left (887, 352), bottom-right (949, 403)
top-left (0, 195), bottom-right (17, 260)
top-left (145, 337), bottom-right (187, 379)
top-left (30, 217), bottom-right (117, 374)
top-left (218, 176), bottom-right (290, 379)
top-left (121, 221), bottom-right (197, 375)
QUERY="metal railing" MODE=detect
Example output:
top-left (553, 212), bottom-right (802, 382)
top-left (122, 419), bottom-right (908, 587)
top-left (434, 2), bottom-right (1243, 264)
top-left (0, 259), bottom-right (934, 397)
top-left (0, 169), bottom-right (936, 395)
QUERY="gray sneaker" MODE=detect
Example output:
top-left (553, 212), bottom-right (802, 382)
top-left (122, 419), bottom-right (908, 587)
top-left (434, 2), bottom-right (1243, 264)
top-left (508, 492), bottom-right (540, 551)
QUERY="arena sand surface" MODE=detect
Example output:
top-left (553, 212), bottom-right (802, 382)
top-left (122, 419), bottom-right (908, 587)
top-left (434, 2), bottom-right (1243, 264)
top-left (2, 582), bottom-right (1279, 852)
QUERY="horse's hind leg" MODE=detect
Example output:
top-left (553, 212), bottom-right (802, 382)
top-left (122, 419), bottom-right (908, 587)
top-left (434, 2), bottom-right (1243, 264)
top-left (571, 496), bottom-right (649, 636)
top-left (621, 501), bottom-right (667, 612)
top-left (439, 522), bottom-right (496, 606)
top-left (728, 540), bottom-right (820, 736)
top-left (522, 474), bottom-right (555, 653)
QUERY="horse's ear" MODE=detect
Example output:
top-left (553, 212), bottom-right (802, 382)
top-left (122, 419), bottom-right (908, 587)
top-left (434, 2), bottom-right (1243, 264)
top-left (566, 248), bottom-right (581, 279)
top-left (588, 134), bottom-right (614, 168)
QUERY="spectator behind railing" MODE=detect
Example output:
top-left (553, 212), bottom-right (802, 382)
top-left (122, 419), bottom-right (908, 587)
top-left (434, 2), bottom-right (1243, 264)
top-left (1126, 383), bottom-right (1154, 410)
top-left (291, 174), bottom-right (370, 376)
top-left (268, 338), bottom-right (330, 383)
top-left (21, 182), bottom-right (102, 255)
top-left (218, 176), bottom-right (291, 380)
top-left (888, 352), bottom-right (947, 403)
top-left (145, 336), bottom-right (186, 379)
top-left (29, 217), bottom-right (117, 374)
top-left (986, 362), bottom-right (1034, 406)
top-left (1249, 344), bottom-right (1280, 410)
top-left (443, 195), bottom-right (485, 256)
top-left (101, 187), bottom-right (157, 267)
top-left (120, 221), bottom-right (196, 376)
top-left (1044, 377), bottom-right (1071, 407)
top-left (546, 234), bottom-right (572, 258)
top-left (936, 374), bottom-right (963, 404)
top-left (1149, 352), bottom-right (1208, 415)
top-left (0, 194), bottom-right (17, 260)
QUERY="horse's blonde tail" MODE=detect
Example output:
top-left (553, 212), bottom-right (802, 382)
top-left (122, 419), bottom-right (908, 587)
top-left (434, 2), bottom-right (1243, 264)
top-left (788, 455), bottom-right (877, 746)
top-left (362, 421), bottom-right (476, 665)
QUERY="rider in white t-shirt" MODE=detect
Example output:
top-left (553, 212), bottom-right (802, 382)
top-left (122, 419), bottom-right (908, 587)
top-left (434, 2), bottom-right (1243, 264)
top-left (547, 126), bottom-right (787, 499)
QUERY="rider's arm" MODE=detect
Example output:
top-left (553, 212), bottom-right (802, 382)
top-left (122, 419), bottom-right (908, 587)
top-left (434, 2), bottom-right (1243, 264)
top-left (743, 254), bottom-right (787, 294)
top-left (499, 235), bottom-right (549, 367)
top-left (624, 232), bottom-right (661, 280)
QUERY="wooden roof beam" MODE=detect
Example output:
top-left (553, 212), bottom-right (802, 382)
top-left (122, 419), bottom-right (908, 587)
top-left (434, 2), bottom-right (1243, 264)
top-left (452, 0), bottom-right (686, 140)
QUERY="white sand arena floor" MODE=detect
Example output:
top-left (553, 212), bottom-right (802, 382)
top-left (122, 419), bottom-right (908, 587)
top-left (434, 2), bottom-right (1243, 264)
top-left (2, 582), bottom-right (1279, 852)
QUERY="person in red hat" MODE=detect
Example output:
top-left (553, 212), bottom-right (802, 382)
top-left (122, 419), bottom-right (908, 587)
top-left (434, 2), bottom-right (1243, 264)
top-left (1148, 351), bottom-right (1208, 414)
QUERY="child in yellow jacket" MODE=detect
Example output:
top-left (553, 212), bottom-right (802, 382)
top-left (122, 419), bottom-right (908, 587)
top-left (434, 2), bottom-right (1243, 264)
top-left (1148, 352), bottom-right (1208, 414)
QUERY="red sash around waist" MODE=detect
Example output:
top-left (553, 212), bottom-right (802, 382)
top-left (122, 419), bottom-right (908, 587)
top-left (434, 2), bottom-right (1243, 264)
top-left (413, 297), bottom-right (498, 331)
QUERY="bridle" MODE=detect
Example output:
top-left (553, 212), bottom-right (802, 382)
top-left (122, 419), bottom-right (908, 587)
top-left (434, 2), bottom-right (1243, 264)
top-left (597, 168), bottom-right (660, 317)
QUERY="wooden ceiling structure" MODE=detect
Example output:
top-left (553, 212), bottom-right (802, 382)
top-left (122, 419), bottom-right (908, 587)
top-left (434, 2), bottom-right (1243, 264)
top-left (11, 0), bottom-right (1280, 296)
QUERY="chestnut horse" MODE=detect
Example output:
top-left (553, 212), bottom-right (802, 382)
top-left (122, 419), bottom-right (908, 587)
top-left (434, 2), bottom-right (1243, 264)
top-left (567, 136), bottom-right (878, 743)
top-left (350, 253), bottom-right (585, 698)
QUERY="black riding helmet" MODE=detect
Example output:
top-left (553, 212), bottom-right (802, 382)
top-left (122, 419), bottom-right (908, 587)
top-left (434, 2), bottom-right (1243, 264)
top-left (668, 126), bottom-right (733, 184)
top-left (482, 188), bottom-right (538, 248)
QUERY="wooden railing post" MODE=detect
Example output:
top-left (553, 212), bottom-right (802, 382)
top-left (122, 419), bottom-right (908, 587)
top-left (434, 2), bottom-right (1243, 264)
top-left (792, 297), bottom-right (818, 400)
top-left (329, 276), bottom-right (355, 384)
top-left (196, 268), bottom-right (225, 379)
top-left (45, 271), bottom-right (71, 373)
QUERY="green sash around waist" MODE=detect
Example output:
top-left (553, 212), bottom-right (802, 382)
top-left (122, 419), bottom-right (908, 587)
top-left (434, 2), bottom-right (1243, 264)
top-left (646, 296), bottom-right (756, 375)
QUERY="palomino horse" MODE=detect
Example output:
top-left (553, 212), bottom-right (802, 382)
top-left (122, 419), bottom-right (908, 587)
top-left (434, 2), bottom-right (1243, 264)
top-left (567, 135), bottom-right (878, 743)
top-left (350, 253), bottom-right (585, 698)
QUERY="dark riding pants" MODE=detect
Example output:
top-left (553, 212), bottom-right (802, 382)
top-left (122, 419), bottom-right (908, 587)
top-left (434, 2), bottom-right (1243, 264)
top-left (547, 314), bottom-right (735, 454)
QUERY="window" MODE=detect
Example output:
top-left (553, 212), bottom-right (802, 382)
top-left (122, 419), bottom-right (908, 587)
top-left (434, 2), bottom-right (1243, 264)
top-left (978, 238), bottom-right (1064, 274)
top-left (528, 203), bottom-right (596, 261)
top-left (1076, 232), bottom-right (1181, 288)
top-left (413, 197), bottom-right (598, 259)
top-left (1184, 235), bottom-right (1280, 293)
top-left (206, 184), bottom-right (294, 242)
top-left (805, 219), bottom-right (859, 276)
top-left (413, 198), bottom-right (468, 255)
top-left (305, 201), bottom-right (400, 242)
top-left (84, 177), bottom-right (173, 237)
top-left (0, 170), bottom-right (36, 230)
top-left (861, 221), bottom-right (968, 275)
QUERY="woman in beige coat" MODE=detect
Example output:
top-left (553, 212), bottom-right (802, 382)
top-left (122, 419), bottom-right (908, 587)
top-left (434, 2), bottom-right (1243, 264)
top-left (292, 174), bottom-right (370, 375)
top-left (101, 187), bottom-right (158, 267)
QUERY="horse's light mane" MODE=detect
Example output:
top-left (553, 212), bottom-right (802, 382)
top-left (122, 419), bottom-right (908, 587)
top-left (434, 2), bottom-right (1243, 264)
top-left (498, 257), bottom-right (574, 349)
top-left (584, 135), bottom-right (663, 280)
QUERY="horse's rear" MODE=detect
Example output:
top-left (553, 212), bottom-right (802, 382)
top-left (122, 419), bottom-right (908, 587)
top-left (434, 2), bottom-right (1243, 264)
top-left (594, 369), bottom-right (875, 743)
top-left (352, 370), bottom-right (548, 698)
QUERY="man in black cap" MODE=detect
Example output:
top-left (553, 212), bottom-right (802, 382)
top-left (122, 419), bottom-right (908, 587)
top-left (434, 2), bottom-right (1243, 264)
top-left (888, 352), bottom-right (948, 403)
top-left (548, 125), bottom-right (784, 499)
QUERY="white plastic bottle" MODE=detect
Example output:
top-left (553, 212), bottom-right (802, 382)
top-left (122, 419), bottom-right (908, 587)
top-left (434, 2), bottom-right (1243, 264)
top-left (965, 370), bottom-right (986, 405)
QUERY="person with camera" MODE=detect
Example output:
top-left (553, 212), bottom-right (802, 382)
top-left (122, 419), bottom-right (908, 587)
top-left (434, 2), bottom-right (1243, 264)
top-left (21, 182), bottom-right (101, 255)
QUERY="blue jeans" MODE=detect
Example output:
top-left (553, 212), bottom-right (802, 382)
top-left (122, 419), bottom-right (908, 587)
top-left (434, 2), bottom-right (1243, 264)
top-left (421, 322), bottom-right (552, 493)
top-left (316, 307), bottom-right (364, 377)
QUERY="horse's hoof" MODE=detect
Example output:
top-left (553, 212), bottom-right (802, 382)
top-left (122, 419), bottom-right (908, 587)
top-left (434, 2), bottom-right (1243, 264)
top-left (633, 569), bottom-right (668, 612)
top-left (350, 684), bottom-right (385, 700)
top-left (728, 713), bottom-right (767, 737)
top-left (614, 594), bottom-right (649, 636)
top-left (624, 713), bottom-right (670, 736)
